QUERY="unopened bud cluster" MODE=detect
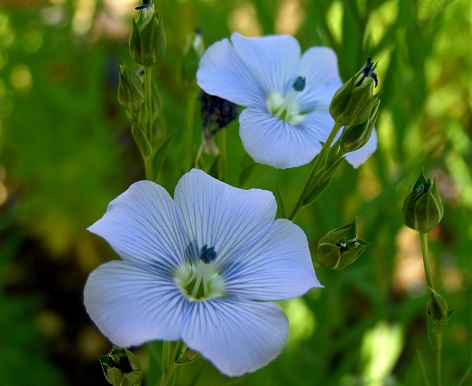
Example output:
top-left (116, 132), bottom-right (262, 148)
top-left (330, 58), bottom-right (380, 154)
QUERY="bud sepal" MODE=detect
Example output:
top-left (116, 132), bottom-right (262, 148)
top-left (402, 171), bottom-right (444, 233)
top-left (117, 64), bottom-right (144, 112)
top-left (317, 218), bottom-right (370, 270)
top-left (427, 289), bottom-right (455, 336)
top-left (99, 347), bottom-right (142, 386)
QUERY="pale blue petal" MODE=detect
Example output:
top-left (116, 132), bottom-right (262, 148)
top-left (223, 219), bottom-right (321, 300)
top-left (296, 47), bottom-right (342, 112)
top-left (84, 261), bottom-right (186, 347)
top-left (197, 36), bottom-right (265, 107)
top-left (345, 128), bottom-right (378, 168)
top-left (239, 107), bottom-right (323, 169)
top-left (174, 169), bottom-right (276, 264)
top-left (231, 32), bottom-right (301, 96)
top-left (181, 299), bottom-right (288, 376)
top-left (88, 181), bottom-right (186, 272)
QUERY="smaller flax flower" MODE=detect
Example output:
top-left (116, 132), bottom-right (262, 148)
top-left (84, 169), bottom-right (320, 376)
top-left (197, 32), bottom-right (377, 169)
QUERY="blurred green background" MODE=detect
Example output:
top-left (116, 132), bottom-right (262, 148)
top-left (0, 0), bottom-right (471, 385)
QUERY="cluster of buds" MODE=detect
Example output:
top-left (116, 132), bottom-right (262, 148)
top-left (330, 57), bottom-right (380, 153)
top-left (316, 218), bottom-right (370, 270)
top-left (129, 1), bottom-right (166, 67)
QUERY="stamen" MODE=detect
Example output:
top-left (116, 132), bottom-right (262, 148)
top-left (274, 76), bottom-right (305, 121)
top-left (199, 245), bottom-right (217, 264)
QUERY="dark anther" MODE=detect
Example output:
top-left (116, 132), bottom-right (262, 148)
top-left (135, 0), bottom-right (151, 10)
top-left (199, 245), bottom-right (217, 264)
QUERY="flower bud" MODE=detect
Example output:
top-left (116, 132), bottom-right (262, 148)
top-left (330, 57), bottom-right (379, 126)
top-left (117, 64), bottom-right (144, 112)
top-left (99, 347), bottom-right (142, 386)
top-left (317, 218), bottom-right (370, 270)
top-left (427, 289), bottom-right (454, 335)
top-left (340, 97), bottom-right (380, 153)
top-left (181, 28), bottom-right (205, 89)
top-left (129, 3), bottom-right (166, 67)
top-left (402, 171), bottom-right (444, 233)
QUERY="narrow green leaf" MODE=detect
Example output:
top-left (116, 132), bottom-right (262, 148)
top-left (151, 131), bottom-right (175, 182)
top-left (131, 123), bottom-right (152, 158)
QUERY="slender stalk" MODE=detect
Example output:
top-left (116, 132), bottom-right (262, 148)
top-left (435, 335), bottom-right (442, 386)
top-left (289, 121), bottom-right (342, 221)
top-left (419, 232), bottom-right (434, 291)
top-left (160, 340), bottom-right (183, 386)
top-left (457, 363), bottom-right (472, 386)
top-left (183, 90), bottom-right (198, 170)
top-left (144, 66), bottom-right (153, 140)
top-left (219, 128), bottom-right (227, 182)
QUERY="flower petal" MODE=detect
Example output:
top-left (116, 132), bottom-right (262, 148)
top-left (345, 128), bottom-right (378, 168)
top-left (296, 46), bottom-right (342, 112)
top-left (182, 299), bottom-right (288, 376)
top-left (239, 107), bottom-right (323, 168)
top-left (230, 32), bottom-right (301, 96)
top-left (84, 261), bottom-right (186, 347)
top-left (88, 181), bottom-right (186, 271)
top-left (223, 218), bottom-right (321, 300)
top-left (174, 169), bottom-right (276, 263)
top-left (197, 36), bottom-right (265, 107)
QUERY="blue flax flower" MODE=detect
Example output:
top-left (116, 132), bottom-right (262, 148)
top-left (197, 32), bottom-right (377, 169)
top-left (84, 169), bottom-right (320, 376)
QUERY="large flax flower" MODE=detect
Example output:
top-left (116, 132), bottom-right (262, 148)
top-left (197, 32), bottom-right (377, 169)
top-left (84, 169), bottom-right (320, 376)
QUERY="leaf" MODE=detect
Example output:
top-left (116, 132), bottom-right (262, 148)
top-left (131, 123), bottom-right (152, 158)
top-left (151, 131), bottom-right (175, 182)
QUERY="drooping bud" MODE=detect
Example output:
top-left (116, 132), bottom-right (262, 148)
top-left (402, 171), bottom-right (444, 233)
top-left (317, 218), bottom-right (370, 270)
top-left (198, 90), bottom-right (238, 154)
top-left (117, 63), bottom-right (144, 112)
top-left (427, 289), bottom-right (455, 335)
top-left (339, 97), bottom-right (380, 153)
top-left (129, 3), bottom-right (166, 67)
top-left (181, 28), bottom-right (205, 89)
top-left (330, 57), bottom-right (379, 126)
top-left (99, 347), bottom-right (142, 386)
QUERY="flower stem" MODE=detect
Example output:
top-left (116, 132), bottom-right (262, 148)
top-left (420, 232), bottom-right (434, 291)
top-left (289, 121), bottom-right (343, 221)
top-left (420, 231), bottom-right (442, 386)
top-left (143, 65), bottom-right (154, 181)
top-left (144, 66), bottom-right (153, 140)
top-left (219, 128), bottom-right (227, 182)
top-left (183, 90), bottom-right (198, 170)
top-left (160, 340), bottom-right (182, 386)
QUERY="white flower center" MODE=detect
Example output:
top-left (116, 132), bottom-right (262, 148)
top-left (266, 76), bottom-right (306, 125)
top-left (174, 245), bottom-right (225, 301)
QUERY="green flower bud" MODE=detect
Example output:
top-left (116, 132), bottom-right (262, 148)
top-left (129, 4), bottom-right (166, 67)
top-left (340, 97), bottom-right (380, 153)
top-left (117, 64), bottom-right (144, 112)
top-left (427, 289), bottom-right (455, 336)
top-left (176, 344), bottom-right (200, 365)
top-left (402, 171), bottom-right (444, 233)
top-left (181, 28), bottom-right (205, 89)
top-left (99, 347), bottom-right (142, 386)
top-left (330, 57), bottom-right (379, 126)
top-left (317, 218), bottom-right (370, 270)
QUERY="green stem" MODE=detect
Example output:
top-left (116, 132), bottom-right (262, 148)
top-left (144, 66), bottom-right (153, 140)
top-left (457, 363), bottom-right (472, 386)
top-left (435, 334), bottom-right (442, 386)
top-left (160, 340), bottom-right (183, 386)
top-left (219, 129), bottom-right (227, 182)
top-left (289, 121), bottom-right (343, 221)
top-left (419, 232), bottom-right (434, 291)
top-left (183, 90), bottom-right (198, 171)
